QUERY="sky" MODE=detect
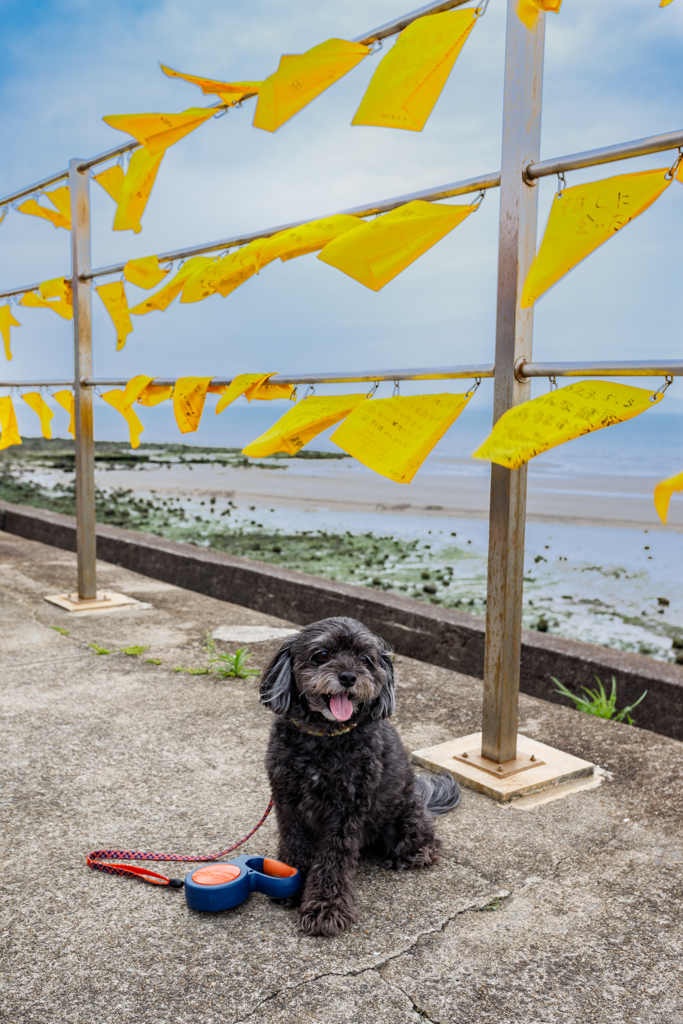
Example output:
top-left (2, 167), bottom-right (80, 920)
top-left (0, 0), bottom-right (681, 445)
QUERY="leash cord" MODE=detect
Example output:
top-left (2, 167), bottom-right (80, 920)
top-left (86, 799), bottom-right (274, 888)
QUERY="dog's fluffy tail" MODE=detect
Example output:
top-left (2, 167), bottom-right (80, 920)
top-left (414, 771), bottom-right (461, 816)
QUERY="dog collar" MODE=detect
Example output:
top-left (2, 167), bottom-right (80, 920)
top-left (289, 718), bottom-right (358, 738)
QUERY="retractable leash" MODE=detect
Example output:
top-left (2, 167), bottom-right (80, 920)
top-left (86, 799), bottom-right (301, 911)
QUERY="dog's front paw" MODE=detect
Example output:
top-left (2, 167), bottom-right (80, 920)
top-left (388, 837), bottom-right (443, 870)
top-left (298, 898), bottom-right (359, 936)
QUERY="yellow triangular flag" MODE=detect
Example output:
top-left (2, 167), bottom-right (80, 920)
top-left (254, 39), bottom-right (369, 132)
top-left (53, 390), bottom-right (76, 438)
top-left (20, 279), bottom-right (73, 320)
top-left (521, 168), bottom-right (672, 307)
top-left (173, 376), bottom-right (214, 433)
top-left (45, 186), bottom-right (71, 221)
top-left (473, 381), bottom-right (662, 470)
top-left (654, 469), bottom-right (683, 523)
top-left (243, 394), bottom-right (367, 457)
top-left (160, 65), bottom-right (261, 105)
top-left (318, 200), bottom-right (473, 291)
top-left (16, 198), bottom-right (70, 230)
top-left (0, 397), bottom-right (21, 450)
top-left (0, 305), bottom-right (20, 360)
top-left (252, 215), bottom-right (363, 268)
top-left (517, 0), bottom-right (562, 30)
top-left (180, 248), bottom-right (257, 304)
top-left (96, 281), bottom-right (133, 351)
top-left (124, 255), bottom-right (170, 289)
top-left (100, 389), bottom-right (145, 449)
top-left (331, 393), bottom-right (471, 483)
top-left (137, 382), bottom-right (173, 406)
top-left (103, 108), bottom-right (215, 156)
top-left (112, 148), bottom-right (164, 234)
top-left (94, 165), bottom-right (125, 202)
top-left (353, 10), bottom-right (477, 132)
top-left (130, 256), bottom-right (214, 314)
top-left (21, 393), bottom-right (54, 439)
top-left (214, 373), bottom-right (294, 414)
top-left (660, 0), bottom-right (675, 7)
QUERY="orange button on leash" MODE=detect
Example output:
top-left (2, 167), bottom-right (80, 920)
top-left (262, 858), bottom-right (298, 878)
top-left (191, 864), bottom-right (241, 886)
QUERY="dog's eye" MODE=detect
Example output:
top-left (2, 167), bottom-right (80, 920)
top-left (360, 655), bottom-right (371, 664)
top-left (313, 650), bottom-right (329, 663)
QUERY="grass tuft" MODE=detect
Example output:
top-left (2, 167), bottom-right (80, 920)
top-left (213, 647), bottom-right (259, 679)
top-left (552, 674), bottom-right (647, 725)
top-left (50, 626), bottom-right (70, 635)
top-left (120, 645), bottom-right (149, 656)
top-left (88, 643), bottom-right (111, 656)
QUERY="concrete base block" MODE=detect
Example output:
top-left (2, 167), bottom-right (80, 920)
top-left (43, 591), bottom-right (142, 613)
top-left (412, 731), bottom-right (595, 803)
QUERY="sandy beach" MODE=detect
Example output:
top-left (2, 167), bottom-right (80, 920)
top-left (90, 457), bottom-right (683, 532)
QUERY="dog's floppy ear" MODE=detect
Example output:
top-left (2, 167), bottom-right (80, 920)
top-left (260, 642), bottom-right (294, 715)
top-left (372, 652), bottom-right (396, 719)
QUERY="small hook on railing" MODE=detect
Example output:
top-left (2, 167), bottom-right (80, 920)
top-left (392, 380), bottom-right (400, 396)
top-left (556, 172), bottom-right (567, 198)
top-left (665, 148), bottom-right (683, 181)
top-left (475, 0), bottom-right (491, 16)
top-left (213, 105), bottom-right (229, 119)
top-left (465, 377), bottom-right (482, 398)
top-left (548, 375), bottom-right (558, 392)
top-left (471, 189), bottom-right (486, 210)
top-left (366, 381), bottom-right (380, 399)
top-left (367, 39), bottom-right (384, 55)
top-left (651, 375), bottom-right (673, 402)
top-left (303, 383), bottom-right (315, 400)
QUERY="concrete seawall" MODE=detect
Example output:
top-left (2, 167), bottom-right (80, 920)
top-left (2, 498), bottom-right (681, 739)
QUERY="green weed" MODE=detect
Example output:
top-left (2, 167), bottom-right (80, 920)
top-left (213, 647), bottom-right (259, 679)
top-left (173, 665), bottom-right (210, 675)
top-left (121, 645), bottom-right (150, 656)
top-left (145, 658), bottom-right (162, 665)
top-left (88, 643), bottom-right (111, 656)
top-left (552, 675), bottom-right (647, 725)
top-left (50, 626), bottom-right (70, 635)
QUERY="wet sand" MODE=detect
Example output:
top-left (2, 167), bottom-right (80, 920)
top-left (92, 458), bottom-right (683, 532)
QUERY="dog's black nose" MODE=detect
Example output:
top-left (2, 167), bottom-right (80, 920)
top-left (338, 672), bottom-right (357, 688)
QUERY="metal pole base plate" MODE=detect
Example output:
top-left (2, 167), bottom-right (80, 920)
top-left (43, 591), bottom-right (142, 614)
top-left (412, 732), bottom-right (594, 803)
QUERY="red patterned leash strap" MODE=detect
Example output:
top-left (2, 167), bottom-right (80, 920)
top-left (86, 799), bottom-right (274, 888)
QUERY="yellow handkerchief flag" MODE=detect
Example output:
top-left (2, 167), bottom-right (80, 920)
top-left (215, 373), bottom-right (293, 414)
top-left (54, 390), bottom-right (76, 438)
top-left (21, 393), bottom-right (54, 439)
top-left (243, 394), bottom-right (367, 457)
top-left (318, 200), bottom-right (473, 291)
top-left (94, 165), bottom-right (125, 202)
top-left (0, 397), bottom-right (21, 450)
top-left (517, 0), bottom-right (562, 30)
top-left (112, 148), bottom-right (164, 234)
top-left (253, 215), bottom-right (363, 267)
top-left (124, 255), bottom-right (170, 289)
top-left (131, 256), bottom-right (215, 314)
top-left (103, 108), bottom-right (215, 156)
top-left (173, 376), bottom-right (214, 433)
top-left (331, 393), bottom-right (471, 483)
top-left (522, 168), bottom-right (672, 307)
top-left (20, 278), bottom-right (73, 320)
top-left (137, 382), bottom-right (173, 406)
top-left (473, 381), bottom-right (662, 470)
top-left (96, 282), bottom-right (133, 351)
top-left (654, 470), bottom-right (683, 524)
top-left (352, 10), bottom-right (477, 132)
top-left (0, 305), bottom-right (20, 360)
top-left (254, 38), bottom-right (369, 132)
top-left (181, 248), bottom-right (257, 304)
top-left (17, 186), bottom-right (71, 230)
top-left (100, 379), bottom-right (151, 448)
top-left (160, 65), bottom-right (261, 105)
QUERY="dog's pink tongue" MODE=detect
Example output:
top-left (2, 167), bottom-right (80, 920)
top-left (330, 693), bottom-right (353, 721)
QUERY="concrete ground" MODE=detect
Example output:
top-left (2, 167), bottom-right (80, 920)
top-left (1, 530), bottom-right (682, 1024)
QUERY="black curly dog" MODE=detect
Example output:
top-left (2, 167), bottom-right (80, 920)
top-left (260, 616), bottom-right (460, 936)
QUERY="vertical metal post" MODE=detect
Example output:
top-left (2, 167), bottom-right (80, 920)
top-left (69, 158), bottom-right (97, 600)
top-left (481, 0), bottom-right (545, 763)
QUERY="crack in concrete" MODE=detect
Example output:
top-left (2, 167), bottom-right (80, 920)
top-left (230, 890), bottom-right (510, 1024)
